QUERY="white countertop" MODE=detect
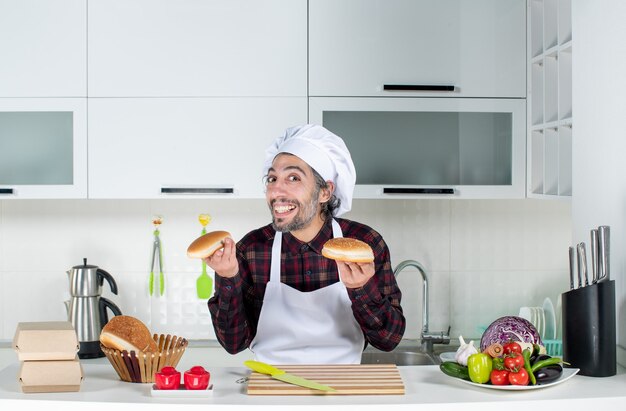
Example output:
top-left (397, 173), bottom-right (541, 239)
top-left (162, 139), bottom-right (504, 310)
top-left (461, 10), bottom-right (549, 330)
top-left (1, 347), bottom-right (625, 411)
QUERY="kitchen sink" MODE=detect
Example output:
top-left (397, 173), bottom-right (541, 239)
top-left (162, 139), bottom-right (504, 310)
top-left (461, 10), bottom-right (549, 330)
top-left (361, 350), bottom-right (439, 366)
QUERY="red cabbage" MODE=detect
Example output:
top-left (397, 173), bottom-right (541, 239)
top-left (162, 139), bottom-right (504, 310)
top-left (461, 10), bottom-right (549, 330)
top-left (480, 316), bottom-right (542, 352)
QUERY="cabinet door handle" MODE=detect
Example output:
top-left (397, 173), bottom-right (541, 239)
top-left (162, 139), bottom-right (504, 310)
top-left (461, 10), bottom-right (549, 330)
top-left (0, 188), bottom-right (14, 195)
top-left (383, 188), bottom-right (455, 195)
top-left (160, 187), bottom-right (234, 194)
top-left (383, 84), bottom-right (455, 92)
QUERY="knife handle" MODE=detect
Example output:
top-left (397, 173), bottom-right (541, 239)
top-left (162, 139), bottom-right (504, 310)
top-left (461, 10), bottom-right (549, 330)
top-left (576, 243), bottom-right (585, 288)
top-left (244, 360), bottom-right (284, 376)
top-left (590, 229), bottom-right (599, 283)
top-left (598, 225), bottom-right (610, 282)
top-left (580, 242), bottom-right (589, 286)
top-left (568, 246), bottom-right (575, 290)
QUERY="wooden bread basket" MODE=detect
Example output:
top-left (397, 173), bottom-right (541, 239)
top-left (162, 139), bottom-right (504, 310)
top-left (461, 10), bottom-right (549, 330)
top-left (101, 334), bottom-right (187, 383)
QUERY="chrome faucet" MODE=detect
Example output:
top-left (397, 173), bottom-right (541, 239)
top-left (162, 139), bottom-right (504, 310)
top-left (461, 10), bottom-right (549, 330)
top-left (393, 260), bottom-right (450, 353)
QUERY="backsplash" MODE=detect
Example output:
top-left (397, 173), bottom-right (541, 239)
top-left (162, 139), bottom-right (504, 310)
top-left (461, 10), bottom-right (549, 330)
top-left (0, 199), bottom-right (571, 343)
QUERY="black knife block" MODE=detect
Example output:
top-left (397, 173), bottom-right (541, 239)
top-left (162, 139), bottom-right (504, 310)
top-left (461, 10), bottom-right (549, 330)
top-left (561, 280), bottom-right (616, 377)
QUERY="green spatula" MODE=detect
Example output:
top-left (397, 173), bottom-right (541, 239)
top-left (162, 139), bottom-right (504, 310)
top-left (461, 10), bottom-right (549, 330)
top-left (196, 214), bottom-right (213, 299)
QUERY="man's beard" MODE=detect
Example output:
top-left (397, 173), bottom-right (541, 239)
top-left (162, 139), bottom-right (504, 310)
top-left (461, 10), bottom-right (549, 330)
top-left (270, 186), bottom-right (321, 233)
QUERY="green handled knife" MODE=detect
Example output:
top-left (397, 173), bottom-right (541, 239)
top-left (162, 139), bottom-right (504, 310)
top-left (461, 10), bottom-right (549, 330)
top-left (244, 360), bottom-right (336, 392)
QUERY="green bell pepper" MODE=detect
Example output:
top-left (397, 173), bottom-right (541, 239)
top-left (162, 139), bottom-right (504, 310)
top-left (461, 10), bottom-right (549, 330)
top-left (467, 353), bottom-right (493, 384)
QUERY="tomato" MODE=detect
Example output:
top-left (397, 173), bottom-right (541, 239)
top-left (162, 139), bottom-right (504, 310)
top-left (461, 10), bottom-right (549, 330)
top-left (508, 368), bottom-right (529, 386)
top-left (503, 352), bottom-right (525, 371)
top-left (490, 369), bottom-right (510, 385)
top-left (503, 341), bottom-right (523, 355)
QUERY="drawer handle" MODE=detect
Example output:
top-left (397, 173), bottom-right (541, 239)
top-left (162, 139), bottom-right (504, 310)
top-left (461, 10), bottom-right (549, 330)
top-left (0, 188), bottom-right (14, 195)
top-left (383, 84), bottom-right (455, 92)
top-left (383, 188), bottom-right (455, 195)
top-left (161, 187), bottom-right (234, 194)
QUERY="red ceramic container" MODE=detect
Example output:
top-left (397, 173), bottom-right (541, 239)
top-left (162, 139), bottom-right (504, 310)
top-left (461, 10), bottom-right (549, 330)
top-left (154, 366), bottom-right (181, 390)
top-left (183, 366), bottom-right (210, 390)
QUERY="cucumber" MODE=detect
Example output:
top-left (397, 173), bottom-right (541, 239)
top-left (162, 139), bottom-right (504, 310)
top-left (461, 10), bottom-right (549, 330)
top-left (439, 361), bottom-right (470, 380)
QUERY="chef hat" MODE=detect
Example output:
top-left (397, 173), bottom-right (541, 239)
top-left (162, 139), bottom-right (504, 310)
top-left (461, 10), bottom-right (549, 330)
top-left (263, 124), bottom-right (356, 216)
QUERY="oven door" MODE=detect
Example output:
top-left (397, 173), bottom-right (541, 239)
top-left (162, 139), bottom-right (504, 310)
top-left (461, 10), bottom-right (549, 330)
top-left (309, 97), bottom-right (526, 199)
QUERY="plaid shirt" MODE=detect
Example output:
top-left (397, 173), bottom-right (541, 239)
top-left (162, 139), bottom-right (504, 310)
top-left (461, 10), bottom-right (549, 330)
top-left (208, 217), bottom-right (406, 355)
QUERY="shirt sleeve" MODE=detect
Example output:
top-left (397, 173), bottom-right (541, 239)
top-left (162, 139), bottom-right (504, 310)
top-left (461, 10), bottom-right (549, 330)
top-left (346, 234), bottom-right (406, 351)
top-left (207, 260), bottom-right (256, 354)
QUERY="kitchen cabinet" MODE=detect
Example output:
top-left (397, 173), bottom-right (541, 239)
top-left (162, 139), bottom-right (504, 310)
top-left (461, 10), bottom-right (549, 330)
top-left (88, 98), bottom-right (307, 199)
top-left (0, 98), bottom-right (87, 199)
top-left (309, 0), bottom-right (526, 98)
top-left (0, 0), bottom-right (86, 97)
top-left (528, 0), bottom-right (572, 198)
top-left (87, 0), bottom-right (307, 97)
top-left (310, 97), bottom-right (526, 199)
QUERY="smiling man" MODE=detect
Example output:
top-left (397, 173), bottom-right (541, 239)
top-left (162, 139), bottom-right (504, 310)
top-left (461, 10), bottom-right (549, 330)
top-left (206, 124), bottom-right (405, 364)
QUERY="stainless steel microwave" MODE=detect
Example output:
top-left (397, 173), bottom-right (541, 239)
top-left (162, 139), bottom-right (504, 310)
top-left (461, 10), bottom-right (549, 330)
top-left (309, 97), bottom-right (526, 199)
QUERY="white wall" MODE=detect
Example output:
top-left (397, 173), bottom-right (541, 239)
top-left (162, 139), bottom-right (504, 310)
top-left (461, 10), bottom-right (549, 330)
top-left (572, 0), bottom-right (626, 365)
top-left (0, 198), bottom-right (571, 345)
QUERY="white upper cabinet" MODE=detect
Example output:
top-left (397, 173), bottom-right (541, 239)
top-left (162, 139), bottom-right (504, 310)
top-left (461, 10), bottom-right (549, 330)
top-left (309, 0), bottom-right (526, 98)
top-left (87, 0), bottom-right (307, 97)
top-left (310, 97), bottom-right (526, 199)
top-left (0, 0), bottom-right (86, 97)
top-left (0, 98), bottom-right (87, 198)
top-left (88, 98), bottom-right (307, 199)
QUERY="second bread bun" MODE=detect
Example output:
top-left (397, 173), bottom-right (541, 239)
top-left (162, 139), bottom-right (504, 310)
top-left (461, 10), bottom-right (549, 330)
top-left (322, 237), bottom-right (375, 263)
top-left (187, 230), bottom-right (233, 259)
top-left (100, 315), bottom-right (158, 353)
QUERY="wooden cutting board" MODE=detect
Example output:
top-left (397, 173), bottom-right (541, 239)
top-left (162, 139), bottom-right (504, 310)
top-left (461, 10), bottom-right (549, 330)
top-left (246, 364), bottom-right (404, 395)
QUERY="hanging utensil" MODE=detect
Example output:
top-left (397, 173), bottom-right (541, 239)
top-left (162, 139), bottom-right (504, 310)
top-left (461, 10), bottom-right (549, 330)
top-left (196, 213), bottom-right (213, 299)
top-left (149, 215), bottom-right (164, 296)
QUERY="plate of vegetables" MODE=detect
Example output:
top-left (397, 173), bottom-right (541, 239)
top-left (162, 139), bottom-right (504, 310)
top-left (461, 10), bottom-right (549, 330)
top-left (441, 321), bottom-right (578, 391)
top-left (454, 367), bottom-right (578, 391)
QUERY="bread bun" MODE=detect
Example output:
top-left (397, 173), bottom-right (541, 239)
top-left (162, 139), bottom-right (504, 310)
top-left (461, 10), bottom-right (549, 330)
top-left (187, 230), bottom-right (232, 259)
top-left (322, 237), bottom-right (375, 263)
top-left (99, 315), bottom-right (158, 353)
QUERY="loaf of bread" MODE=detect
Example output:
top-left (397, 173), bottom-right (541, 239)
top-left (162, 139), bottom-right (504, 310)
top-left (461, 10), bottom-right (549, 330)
top-left (99, 315), bottom-right (159, 353)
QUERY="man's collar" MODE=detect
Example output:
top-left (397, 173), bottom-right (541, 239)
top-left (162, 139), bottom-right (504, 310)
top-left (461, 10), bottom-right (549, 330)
top-left (282, 218), bottom-right (334, 255)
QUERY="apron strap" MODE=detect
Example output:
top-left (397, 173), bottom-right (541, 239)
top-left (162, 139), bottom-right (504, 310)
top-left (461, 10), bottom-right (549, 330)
top-left (270, 219), bottom-right (343, 283)
top-left (270, 230), bottom-right (283, 282)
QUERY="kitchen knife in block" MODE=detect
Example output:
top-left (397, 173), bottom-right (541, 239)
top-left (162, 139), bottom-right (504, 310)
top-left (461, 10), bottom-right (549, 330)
top-left (244, 361), bottom-right (335, 392)
top-left (568, 246), bottom-right (575, 290)
top-left (575, 243), bottom-right (585, 288)
top-left (597, 226), bottom-right (610, 282)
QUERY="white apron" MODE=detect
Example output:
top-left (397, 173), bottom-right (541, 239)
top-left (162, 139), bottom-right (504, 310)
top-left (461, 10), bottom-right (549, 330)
top-left (249, 219), bottom-right (365, 364)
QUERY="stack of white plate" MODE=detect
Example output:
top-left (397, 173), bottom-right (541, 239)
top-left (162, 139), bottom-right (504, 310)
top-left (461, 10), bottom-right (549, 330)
top-left (542, 297), bottom-right (557, 340)
top-left (518, 306), bottom-right (545, 340)
top-left (518, 298), bottom-right (557, 341)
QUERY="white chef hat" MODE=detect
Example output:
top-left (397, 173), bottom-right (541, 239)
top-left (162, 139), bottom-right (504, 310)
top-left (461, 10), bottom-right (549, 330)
top-left (263, 124), bottom-right (356, 216)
